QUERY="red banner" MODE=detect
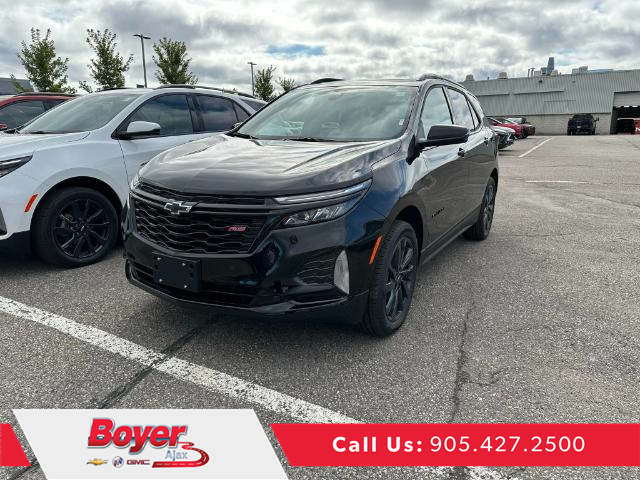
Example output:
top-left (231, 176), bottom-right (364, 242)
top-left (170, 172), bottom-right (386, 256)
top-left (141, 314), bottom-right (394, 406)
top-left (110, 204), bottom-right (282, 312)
top-left (0, 424), bottom-right (31, 467)
top-left (271, 424), bottom-right (640, 467)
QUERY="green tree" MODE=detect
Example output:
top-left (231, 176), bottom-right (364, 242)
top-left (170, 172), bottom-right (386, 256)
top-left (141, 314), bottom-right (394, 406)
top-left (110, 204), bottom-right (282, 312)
top-left (16, 28), bottom-right (74, 93)
top-left (254, 66), bottom-right (276, 101)
top-left (152, 37), bottom-right (198, 85)
top-left (85, 29), bottom-right (133, 90)
top-left (278, 77), bottom-right (295, 93)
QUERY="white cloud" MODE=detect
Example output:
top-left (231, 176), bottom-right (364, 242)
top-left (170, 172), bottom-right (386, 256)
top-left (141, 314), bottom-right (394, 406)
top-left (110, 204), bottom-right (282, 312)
top-left (0, 0), bottom-right (638, 92)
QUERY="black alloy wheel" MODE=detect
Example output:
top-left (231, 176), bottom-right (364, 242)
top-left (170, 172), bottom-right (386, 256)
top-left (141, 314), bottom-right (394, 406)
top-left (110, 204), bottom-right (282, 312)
top-left (360, 220), bottom-right (419, 337)
top-left (464, 177), bottom-right (497, 241)
top-left (53, 198), bottom-right (111, 259)
top-left (33, 187), bottom-right (118, 267)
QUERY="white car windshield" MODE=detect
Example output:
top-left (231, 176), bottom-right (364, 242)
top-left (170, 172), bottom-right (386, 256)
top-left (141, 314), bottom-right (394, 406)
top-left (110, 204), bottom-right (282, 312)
top-left (236, 85), bottom-right (418, 142)
top-left (21, 92), bottom-right (141, 134)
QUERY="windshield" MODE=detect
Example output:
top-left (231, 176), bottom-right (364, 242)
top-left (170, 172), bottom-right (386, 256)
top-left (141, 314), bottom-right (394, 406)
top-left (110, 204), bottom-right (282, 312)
top-left (236, 85), bottom-right (418, 141)
top-left (21, 92), bottom-right (141, 134)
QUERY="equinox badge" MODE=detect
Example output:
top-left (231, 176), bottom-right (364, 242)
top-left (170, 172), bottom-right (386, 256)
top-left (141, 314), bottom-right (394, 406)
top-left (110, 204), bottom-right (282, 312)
top-left (163, 200), bottom-right (196, 215)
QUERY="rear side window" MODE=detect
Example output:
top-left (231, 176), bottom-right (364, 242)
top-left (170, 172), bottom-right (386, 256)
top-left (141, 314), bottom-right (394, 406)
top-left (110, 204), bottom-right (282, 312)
top-left (0, 100), bottom-right (45, 128)
top-left (420, 87), bottom-right (453, 137)
top-left (243, 99), bottom-right (265, 112)
top-left (234, 103), bottom-right (249, 122)
top-left (197, 95), bottom-right (238, 131)
top-left (447, 89), bottom-right (475, 130)
top-left (128, 94), bottom-right (194, 136)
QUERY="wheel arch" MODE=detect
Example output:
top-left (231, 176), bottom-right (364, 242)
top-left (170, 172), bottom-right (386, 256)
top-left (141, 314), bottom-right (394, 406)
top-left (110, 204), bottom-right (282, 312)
top-left (31, 176), bottom-right (123, 229)
top-left (394, 205), bottom-right (424, 254)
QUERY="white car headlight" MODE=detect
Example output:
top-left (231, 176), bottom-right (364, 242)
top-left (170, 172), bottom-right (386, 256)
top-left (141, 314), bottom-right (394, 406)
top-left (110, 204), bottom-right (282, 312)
top-left (0, 155), bottom-right (32, 178)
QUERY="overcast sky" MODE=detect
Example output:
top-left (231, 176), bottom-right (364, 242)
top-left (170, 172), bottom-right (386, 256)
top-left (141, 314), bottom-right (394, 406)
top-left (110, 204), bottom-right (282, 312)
top-left (1, 0), bottom-right (638, 93)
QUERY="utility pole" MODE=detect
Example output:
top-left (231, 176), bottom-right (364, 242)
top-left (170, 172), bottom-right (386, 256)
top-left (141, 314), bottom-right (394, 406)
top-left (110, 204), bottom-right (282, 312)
top-left (248, 61), bottom-right (257, 96)
top-left (133, 34), bottom-right (151, 87)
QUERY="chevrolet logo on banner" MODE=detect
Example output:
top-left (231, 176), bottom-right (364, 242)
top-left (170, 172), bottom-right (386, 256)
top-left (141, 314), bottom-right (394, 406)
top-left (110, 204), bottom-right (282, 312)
top-left (86, 458), bottom-right (107, 466)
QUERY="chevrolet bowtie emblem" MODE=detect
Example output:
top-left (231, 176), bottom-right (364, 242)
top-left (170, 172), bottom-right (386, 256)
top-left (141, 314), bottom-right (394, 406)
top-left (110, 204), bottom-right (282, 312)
top-left (87, 459), bottom-right (107, 466)
top-left (163, 200), bottom-right (196, 215)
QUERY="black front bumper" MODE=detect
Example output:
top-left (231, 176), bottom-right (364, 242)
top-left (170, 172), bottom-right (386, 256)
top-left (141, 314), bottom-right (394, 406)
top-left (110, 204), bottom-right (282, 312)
top-left (123, 220), bottom-right (377, 322)
top-left (0, 231), bottom-right (31, 256)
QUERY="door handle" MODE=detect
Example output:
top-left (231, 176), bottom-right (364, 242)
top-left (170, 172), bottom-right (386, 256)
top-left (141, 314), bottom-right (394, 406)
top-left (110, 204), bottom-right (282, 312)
top-left (458, 147), bottom-right (465, 157)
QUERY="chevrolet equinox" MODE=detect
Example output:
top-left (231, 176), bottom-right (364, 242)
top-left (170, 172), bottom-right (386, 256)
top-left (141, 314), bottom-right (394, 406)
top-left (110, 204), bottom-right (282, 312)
top-left (123, 76), bottom-right (499, 336)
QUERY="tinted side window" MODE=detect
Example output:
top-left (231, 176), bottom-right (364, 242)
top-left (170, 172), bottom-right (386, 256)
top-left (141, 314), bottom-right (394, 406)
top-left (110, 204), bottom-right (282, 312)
top-left (234, 103), bottom-right (249, 122)
top-left (420, 87), bottom-right (452, 136)
top-left (243, 99), bottom-right (265, 112)
top-left (0, 100), bottom-right (46, 128)
top-left (197, 95), bottom-right (238, 131)
top-left (128, 94), bottom-right (193, 136)
top-left (447, 89), bottom-right (475, 130)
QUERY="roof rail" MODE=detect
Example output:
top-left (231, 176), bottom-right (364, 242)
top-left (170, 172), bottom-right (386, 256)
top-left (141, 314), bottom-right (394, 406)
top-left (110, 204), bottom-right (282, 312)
top-left (98, 87), bottom-right (135, 92)
top-left (15, 91), bottom-right (75, 97)
top-left (310, 78), bottom-right (343, 84)
top-left (155, 84), bottom-right (256, 98)
top-left (416, 73), bottom-right (465, 88)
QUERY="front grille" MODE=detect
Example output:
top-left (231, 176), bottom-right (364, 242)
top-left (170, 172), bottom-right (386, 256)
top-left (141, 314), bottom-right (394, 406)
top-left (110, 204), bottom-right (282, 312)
top-left (133, 199), bottom-right (265, 254)
top-left (130, 262), bottom-right (257, 307)
top-left (138, 181), bottom-right (265, 206)
top-left (297, 249), bottom-right (339, 285)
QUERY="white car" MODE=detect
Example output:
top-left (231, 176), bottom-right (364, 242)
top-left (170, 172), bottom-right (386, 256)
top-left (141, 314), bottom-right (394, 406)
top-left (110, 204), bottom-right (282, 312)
top-left (0, 86), bottom-right (265, 267)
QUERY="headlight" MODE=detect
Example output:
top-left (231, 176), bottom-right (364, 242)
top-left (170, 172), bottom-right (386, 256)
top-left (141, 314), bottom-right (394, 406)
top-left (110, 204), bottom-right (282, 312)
top-left (274, 180), bottom-right (371, 205)
top-left (0, 155), bottom-right (32, 178)
top-left (281, 197), bottom-right (360, 227)
top-left (130, 173), bottom-right (140, 190)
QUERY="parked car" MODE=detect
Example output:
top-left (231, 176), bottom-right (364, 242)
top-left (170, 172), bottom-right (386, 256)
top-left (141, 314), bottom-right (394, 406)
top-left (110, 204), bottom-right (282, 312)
top-left (567, 114), bottom-right (598, 135)
top-left (505, 116), bottom-right (535, 137)
top-left (488, 117), bottom-right (523, 138)
top-left (616, 118), bottom-right (638, 134)
top-left (491, 125), bottom-right (516, 149)
top-left (123, 77), bottom-right (499, 336)
top-left (0, 92), bottom-right (75, 130)
top-left (0, 86), bottom-right (266, 267)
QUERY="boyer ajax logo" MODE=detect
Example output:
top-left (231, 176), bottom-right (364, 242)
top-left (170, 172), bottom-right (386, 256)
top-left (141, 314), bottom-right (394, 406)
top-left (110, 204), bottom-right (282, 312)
top-left (87, 418), bottom-right (210, 468)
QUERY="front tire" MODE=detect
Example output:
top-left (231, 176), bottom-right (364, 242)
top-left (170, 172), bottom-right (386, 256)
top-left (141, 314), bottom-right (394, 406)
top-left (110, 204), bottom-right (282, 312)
top-left (464, 177), bottom-right (496, 241)
top-left (359, 221), bottom-right (419, 337)
top-left (32, 187), bottom-right (118, 267)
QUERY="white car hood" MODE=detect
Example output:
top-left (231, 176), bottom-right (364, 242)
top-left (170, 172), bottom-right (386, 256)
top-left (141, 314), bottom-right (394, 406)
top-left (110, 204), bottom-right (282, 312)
top-left (0, 131), bottom-right (90, 161)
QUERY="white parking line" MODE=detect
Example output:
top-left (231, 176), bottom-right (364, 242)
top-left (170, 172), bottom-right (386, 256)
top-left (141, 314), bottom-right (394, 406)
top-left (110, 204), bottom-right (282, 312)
top-left (526, 180), bottom-right (589, 184)
top-left (519, 137), bottom-right (554, 158)
top-left (0, 295), bottom-right (514, 479)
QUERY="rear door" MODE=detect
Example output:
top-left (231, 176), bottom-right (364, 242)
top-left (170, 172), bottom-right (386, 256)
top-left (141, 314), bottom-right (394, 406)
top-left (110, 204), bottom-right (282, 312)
top-left (117, 94), bottom-right (211, 181)
top-left (445, 87), bottom-right (490, 217)
top-left (415, 86), bottom-right (469, 241)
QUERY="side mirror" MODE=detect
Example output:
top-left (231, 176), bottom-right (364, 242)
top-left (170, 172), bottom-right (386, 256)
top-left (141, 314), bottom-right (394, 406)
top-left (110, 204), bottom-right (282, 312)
top-left (0, 123), bottom-right (7, 131)
top-left (418, 124), bottom-right (469, 148)
top-left (120, 121), bottom-right (161, 139)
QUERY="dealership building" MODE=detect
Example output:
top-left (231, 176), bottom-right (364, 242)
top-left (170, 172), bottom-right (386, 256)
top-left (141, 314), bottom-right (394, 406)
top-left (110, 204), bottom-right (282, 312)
top-left (461, 67), bottom-right (640, 135)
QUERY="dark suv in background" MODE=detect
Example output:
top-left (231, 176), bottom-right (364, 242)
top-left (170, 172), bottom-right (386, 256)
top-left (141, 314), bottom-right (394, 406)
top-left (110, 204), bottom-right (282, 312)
top-left (123, 76), bottom-right (499, 336)
top-left (568, 113), bottom-right (598, 135)
top-left (0, 92), bottom-right (74, 130)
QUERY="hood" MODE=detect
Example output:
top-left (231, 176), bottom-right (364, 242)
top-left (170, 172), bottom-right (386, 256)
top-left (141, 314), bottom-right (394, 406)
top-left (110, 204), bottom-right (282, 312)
top-left (0, 132), bottom-right (90, 161)
top-left (139, 134), bottom-right (401, 195)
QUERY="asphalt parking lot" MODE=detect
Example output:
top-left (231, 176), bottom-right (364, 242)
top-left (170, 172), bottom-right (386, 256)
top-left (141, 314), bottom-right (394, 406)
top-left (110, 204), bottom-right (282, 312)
top-left (1, 134), bottom-right (639, 480)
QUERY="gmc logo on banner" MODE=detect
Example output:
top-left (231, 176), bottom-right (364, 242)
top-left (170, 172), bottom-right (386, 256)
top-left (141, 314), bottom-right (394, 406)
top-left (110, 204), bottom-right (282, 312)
top-left (127, 459), bottom-right (150, 465)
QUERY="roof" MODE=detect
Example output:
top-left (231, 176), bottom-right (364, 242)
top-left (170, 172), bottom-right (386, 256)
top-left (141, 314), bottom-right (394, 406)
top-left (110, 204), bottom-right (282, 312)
top-left (303, 79), bottom-right (426, 88)
top-left (462, 69), bottom-right (640, 115)
top-left (0, 78), bottom-right (33, 95)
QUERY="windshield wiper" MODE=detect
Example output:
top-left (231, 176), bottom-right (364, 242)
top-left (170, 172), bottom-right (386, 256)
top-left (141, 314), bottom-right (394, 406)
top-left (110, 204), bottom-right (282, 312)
top-left (228, 131), bottom-right (258, 140)
top-left (286, 137), bottom-right (335, 142)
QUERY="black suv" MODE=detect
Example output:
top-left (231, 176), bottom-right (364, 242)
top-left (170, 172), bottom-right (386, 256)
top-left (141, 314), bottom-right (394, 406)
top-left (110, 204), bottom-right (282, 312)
top-left (567, 114), bottom-right (598, 135)
top-left (123, 77), bottom-right (499, 336)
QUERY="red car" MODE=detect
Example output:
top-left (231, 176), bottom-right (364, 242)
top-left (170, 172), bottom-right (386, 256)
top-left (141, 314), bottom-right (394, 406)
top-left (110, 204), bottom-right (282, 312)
top-left (0, 92), bottom-right (75, 130)
top-left (488, 117), bottom-right (524, 138)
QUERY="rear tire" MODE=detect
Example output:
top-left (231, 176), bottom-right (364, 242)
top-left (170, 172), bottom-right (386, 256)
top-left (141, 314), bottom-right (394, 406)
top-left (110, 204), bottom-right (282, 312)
top-left (464, 177), bottom-right (496, 241)
top-left (32, 187), bottom-right (119, 267)
top-left (359, 221), bottom-right (419, 337)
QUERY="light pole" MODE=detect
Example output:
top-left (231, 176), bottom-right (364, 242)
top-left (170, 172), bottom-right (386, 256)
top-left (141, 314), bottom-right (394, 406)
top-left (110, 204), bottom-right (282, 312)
top-left (248, 61), bottom-right (257, 96)
top-left (133, 34), bottom-right (151, 88)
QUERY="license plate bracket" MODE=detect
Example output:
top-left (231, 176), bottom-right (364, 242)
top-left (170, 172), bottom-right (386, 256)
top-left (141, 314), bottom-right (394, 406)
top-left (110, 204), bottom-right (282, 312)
top-left (152, 253), bottom-right (201, 292)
